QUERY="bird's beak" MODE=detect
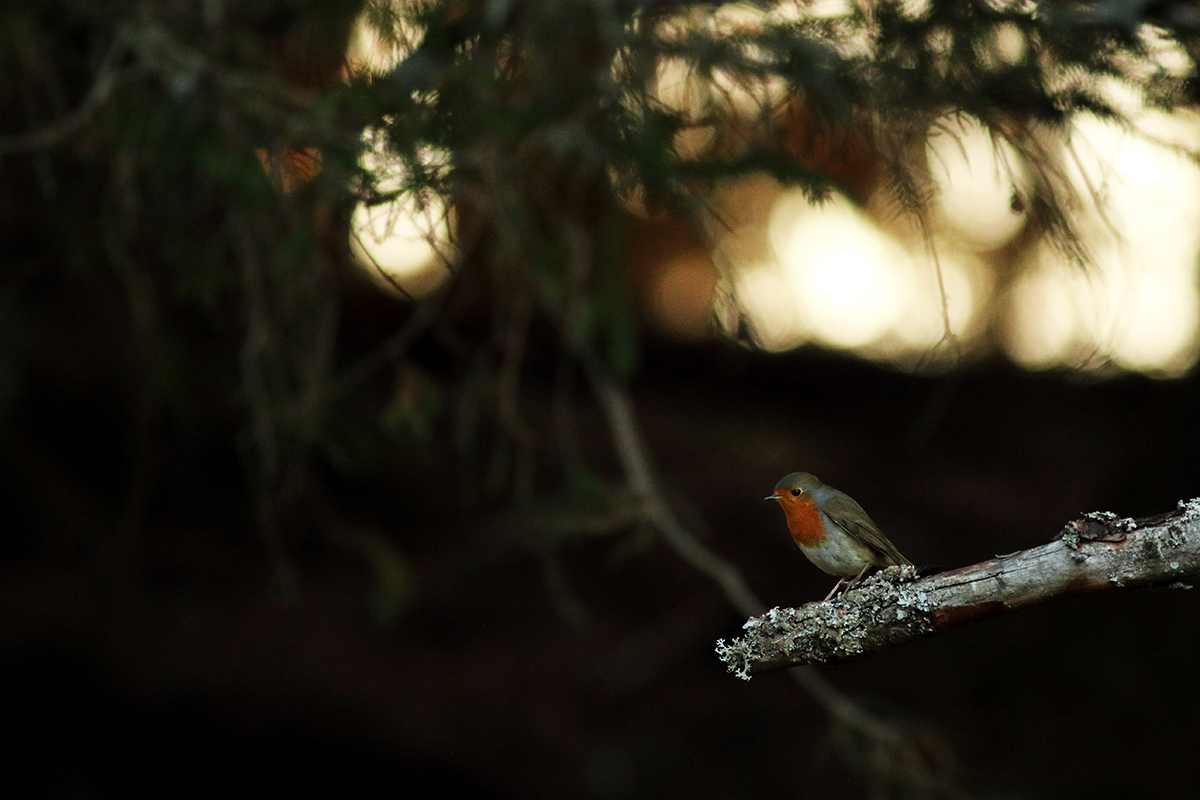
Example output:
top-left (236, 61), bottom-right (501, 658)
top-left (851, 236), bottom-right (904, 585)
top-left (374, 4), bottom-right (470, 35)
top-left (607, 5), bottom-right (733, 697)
top-left (764, 494), bottom-right (780, 501)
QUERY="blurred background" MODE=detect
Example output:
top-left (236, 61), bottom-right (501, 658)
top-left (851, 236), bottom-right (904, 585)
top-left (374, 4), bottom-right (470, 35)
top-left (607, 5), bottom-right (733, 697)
top-left (4, 1), bottom-right (1200, 797)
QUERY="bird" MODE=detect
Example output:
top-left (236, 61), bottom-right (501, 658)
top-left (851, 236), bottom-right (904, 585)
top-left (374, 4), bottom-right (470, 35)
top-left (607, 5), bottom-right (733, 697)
top-left (766, 472), bottom-right (912, 601)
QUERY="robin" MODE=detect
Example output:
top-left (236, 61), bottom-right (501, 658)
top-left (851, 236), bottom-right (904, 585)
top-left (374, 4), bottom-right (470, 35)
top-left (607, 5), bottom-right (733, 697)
top-left (766, 472), bottom-right (912, 601)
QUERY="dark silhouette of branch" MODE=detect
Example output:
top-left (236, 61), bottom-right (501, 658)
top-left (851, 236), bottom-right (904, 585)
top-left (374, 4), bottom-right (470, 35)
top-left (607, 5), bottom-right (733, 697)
top-left (718, 504), bottom-right (1200, 677)
top-left (0, 35), bottom-right (133, 157)
top-left (585, 362), bottom-right (967, 797)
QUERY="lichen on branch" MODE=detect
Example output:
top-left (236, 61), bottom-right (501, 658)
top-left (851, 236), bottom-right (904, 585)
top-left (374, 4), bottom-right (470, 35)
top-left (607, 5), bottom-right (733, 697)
top-left (718, 499), bottom-right (1200, 677)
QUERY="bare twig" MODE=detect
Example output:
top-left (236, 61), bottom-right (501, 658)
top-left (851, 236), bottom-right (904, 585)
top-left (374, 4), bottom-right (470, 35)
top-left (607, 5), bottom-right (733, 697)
top-left (497, 291), bottom-right (537, 450)
top-left (126, 18), bottom-right (319, 112)
top-left (234, 217), bottom-right (299, 599)
top-left (0, 35), bottom-right (135, 157)
top-left (583, 360), bottom-right (966, 796)
top-left (350, 227), bottom-right (417, 301)
top-left (334, 288), bottom-right (451, 395)
top-left (718, 505), bottom-right (1200, 675)
top-left (585, 361), bottom-right (764, 615)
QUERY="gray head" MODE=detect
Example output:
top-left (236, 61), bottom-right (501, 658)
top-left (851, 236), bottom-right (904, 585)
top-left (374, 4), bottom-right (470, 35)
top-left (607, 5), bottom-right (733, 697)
top-left (775, 472), bottom-right (823, 493)
top-left (765, 472), bottom-right (826, 501)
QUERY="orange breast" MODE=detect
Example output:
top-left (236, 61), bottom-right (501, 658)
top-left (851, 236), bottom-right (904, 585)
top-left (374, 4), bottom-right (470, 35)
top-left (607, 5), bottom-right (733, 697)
top-left (781, 498), bottom-right (826, 548)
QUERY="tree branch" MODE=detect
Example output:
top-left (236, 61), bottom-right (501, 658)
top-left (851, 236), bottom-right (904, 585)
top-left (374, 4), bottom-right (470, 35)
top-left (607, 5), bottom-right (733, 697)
top-left (585, 363), bottom-right (967, 795)
top-left (0, 35), bottom-right (134, 157)
top-left (718, 502), bottom-right (1200, 677)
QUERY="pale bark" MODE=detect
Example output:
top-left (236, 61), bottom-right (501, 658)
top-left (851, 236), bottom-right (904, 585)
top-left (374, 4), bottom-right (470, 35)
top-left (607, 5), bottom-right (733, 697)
top-left (717, 501), bottom-right (1200, 678)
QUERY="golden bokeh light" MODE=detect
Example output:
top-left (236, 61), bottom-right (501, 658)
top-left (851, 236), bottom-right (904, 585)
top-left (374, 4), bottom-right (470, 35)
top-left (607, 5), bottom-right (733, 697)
top-left (712, 109), bottom-right (1200, 377)
top-left (1109, 264), bottom-right (1200, 374)
top-left (350, 190), bottom-right (453, 299)
top-left (1002, 253), bottom-right (1088, 369)
top-left (770, 193), bottom-right (909, 349)
top-left (706, 4), bottom-right (788, 119)
top-left (341, 7), bottom-right (1200, 377)
top-left (650, 56), bottom-right (718, 162)
top-left (350, 131), bottom-right (454, 299)
top-left (346, 10), bottom-right (454, 299)
top-left (733, 262), bottom-right (808, 352)
top-left (1001, 113), bottom-right (1200, 376)
top-left (927, 114), bottom-right (1029, 252)
top-left (891, 252), bottom-right (980, 353)
top-left (345, 4), bottom-right (422, 74)
top-left (715, 183), bottom-right (982, 361)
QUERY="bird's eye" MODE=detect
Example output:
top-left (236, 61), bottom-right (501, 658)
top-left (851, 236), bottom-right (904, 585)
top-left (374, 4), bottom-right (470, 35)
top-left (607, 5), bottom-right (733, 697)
top-left (791, 489), bottom-right (802, 497)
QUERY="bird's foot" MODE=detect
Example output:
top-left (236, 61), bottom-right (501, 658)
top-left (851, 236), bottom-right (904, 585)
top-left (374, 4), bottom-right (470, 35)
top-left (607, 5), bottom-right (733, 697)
top-left (823, 565), bottom-right (875, 602)
top-left (822, 578), bottom-right (849, 602)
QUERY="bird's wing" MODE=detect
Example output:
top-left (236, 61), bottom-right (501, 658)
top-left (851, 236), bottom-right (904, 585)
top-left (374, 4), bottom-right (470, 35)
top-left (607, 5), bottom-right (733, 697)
top-left (821, 492), bottom-right (912, 566)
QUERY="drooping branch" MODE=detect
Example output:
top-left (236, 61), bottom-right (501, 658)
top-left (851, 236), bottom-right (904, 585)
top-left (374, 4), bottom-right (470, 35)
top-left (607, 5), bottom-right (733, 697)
top-left (717, 502), bottom-right (1200, 678)
top-left (585, 363), bottom-right (964, 795)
